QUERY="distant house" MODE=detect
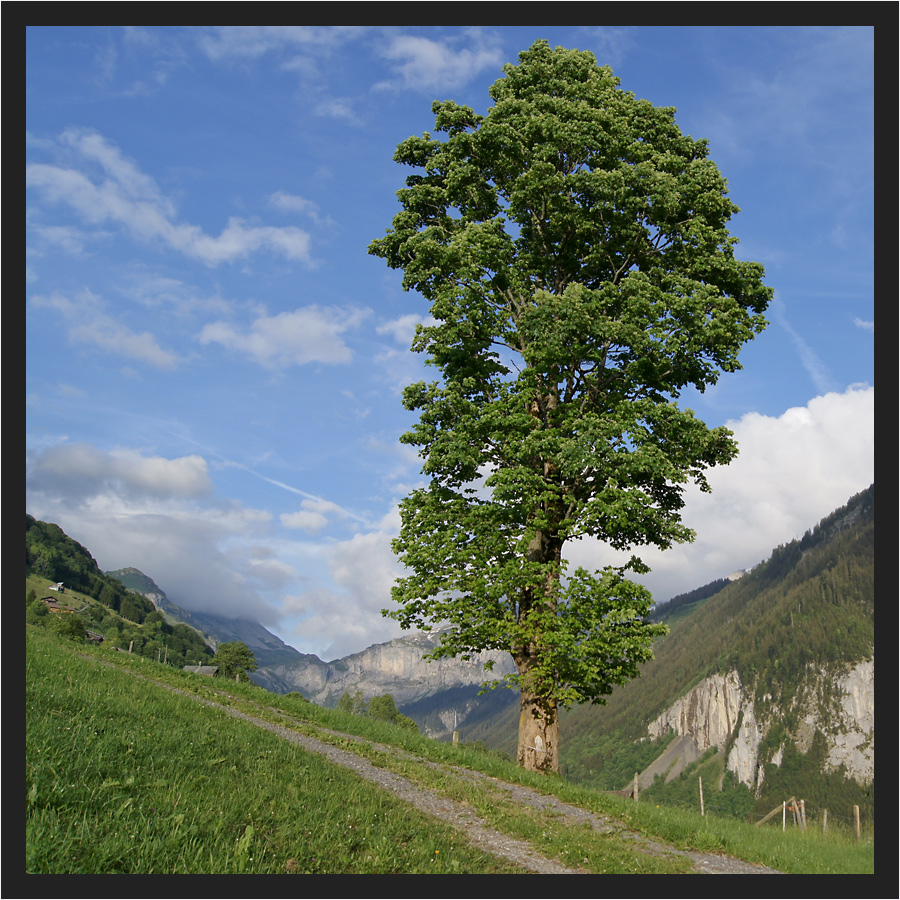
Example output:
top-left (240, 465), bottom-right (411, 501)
top-left (86, 630), bottom-right (105, 643)
top-left (183, 665), bottom-right (219, 677)
top-left (48, 582), bottom-right (65, 592)
top-left (41, 598), bottom-right (73, 613)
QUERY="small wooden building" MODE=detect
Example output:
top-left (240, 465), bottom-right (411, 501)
top-left (183, 665), bottom-right (219, 677)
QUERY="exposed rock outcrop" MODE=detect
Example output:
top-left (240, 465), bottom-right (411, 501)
top-left (641, 657), bottom-right (874, 792)
top-left (258, 628), bottom-right (517, 710)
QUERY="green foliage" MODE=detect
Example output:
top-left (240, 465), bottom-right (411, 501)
top-left (47, 612), bottom-right (87, 642)
top-left (25, 516), bottom-right (215, 669)
top-left (212, 641), bottom-right (258, 681)
top-left (368, 40), bottom-right (771, 751)
top-left (336, 689), bottom-right (367, 716)
top-left (562, 729), bottom-right (677, 790)
top-left (26, 514), bottom-right (155, 622)
top-left (559, 486), bottom-right (874, 752)
top-left (754, 735), bottom-right (873, 825)
top-left (639, 749), bottom-right (756, 821)
top-left (336, 692), bottom-right (420, 732)
top-left (651, 578), bottom-right (731, 625)
top-left (26, 599), bottom-right (49, 624)
top-left (555, 486), bottom-right (873, 820)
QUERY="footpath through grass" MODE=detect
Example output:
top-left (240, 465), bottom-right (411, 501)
top-left (26, 627), bottom-right (524, 875)
top-left (25, 626), bottom-right (874, 875)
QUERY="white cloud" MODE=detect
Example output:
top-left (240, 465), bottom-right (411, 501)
top-left (268, 191), bottom-right (318, 215)
top-left (196, 26), bottom-right (366, 61)
top-left (26, 129), bottom-right (315, 267)
top-left (281, 506), bottom-right (406, 659)
top-left (26, 442), bottom-right (282, 623)
top-left (198, 305), bottom-right (369, 368)
top-left (30, 289), bottom-right (179, 370)
top-left (267, 191), bottom-right (335, 227)
top-left (28, 442), bottom-right (214, 502)
top-left (375, 29), bottom-right (503, 92)
top-left (376, 312), bottom-right (433, 345)
top-left (313, 97), bottom-right (357, 121)
top-left (566, 385), bottom-right (875, 604)
top-left (281, 510), bottom-right (329, 534)
top-left (853, 317), bottom-right (874, 332)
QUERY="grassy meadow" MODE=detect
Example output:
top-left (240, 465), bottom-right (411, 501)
top-left (25, 625), bottom-right (874, 875)
top-left (25, 626), bottom-right (524, 875)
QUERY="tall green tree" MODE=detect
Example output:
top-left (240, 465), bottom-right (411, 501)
top-left (369, 41), bottom-right (772, 773)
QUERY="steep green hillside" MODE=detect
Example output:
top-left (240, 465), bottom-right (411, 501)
top-left (557, 485), bottom-right (874, 821)
top-left (27, 515), bottom-right (155, 623)
top-left (107, 566), bottom-right (304, 669)
top-left (26, 515), bottom-right (214, 669)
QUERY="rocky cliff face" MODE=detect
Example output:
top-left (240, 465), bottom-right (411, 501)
top-left (642, 657), bottom-right (874, 792)
top-left (258, 628), bottom-right (517, 710)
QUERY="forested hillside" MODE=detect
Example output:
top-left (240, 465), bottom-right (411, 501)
top-left (556, 485), bottom-right (874, 821)
top-left (26, 515), bottom-right (214, 669)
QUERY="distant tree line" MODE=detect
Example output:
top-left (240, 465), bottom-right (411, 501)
top-left (650, 578), bottom-right (731, 625)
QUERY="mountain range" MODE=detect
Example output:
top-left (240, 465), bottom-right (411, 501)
top-left (104, 567), bottom-right (304, 670)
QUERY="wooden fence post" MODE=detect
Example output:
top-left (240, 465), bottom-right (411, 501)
top-left (822, 809), bottom-right (828, 836)
top-left (699, 776), bottom-right (705, 817)
top-left (782, 801), bottom-right (786, 832)
top-left (854, 805), bottom-right (860, 841)
top-left (800, 799), bottom-right (806, 829)
top-left (633, 773), bottom-right (638, 803)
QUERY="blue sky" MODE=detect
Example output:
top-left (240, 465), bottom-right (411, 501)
top-left (26, 26), bottom-right (874, 660)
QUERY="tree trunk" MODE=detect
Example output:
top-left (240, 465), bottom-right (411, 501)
top-left (516, 687), bottom-right (559, 773)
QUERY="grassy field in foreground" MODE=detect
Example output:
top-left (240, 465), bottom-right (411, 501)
top-left (25, 626), bottom-right (525, 875)
top-left (25, 626), bottom-right (874, 875)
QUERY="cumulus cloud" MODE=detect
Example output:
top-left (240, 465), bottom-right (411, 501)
top-left (566, 385), bottom-right (875, 604)
top-left (198, 304), bottom-right (369, 368)
top-left (25, 385), bottom-right (874, 660)
top-left (28, 442), bottom-right (214, 504)
top-left (376, 312), bottom-right (434, 346)
top-left (281, 507), bottom-right (406, 659)
top-left (26, 129), bottom-right (315, 267)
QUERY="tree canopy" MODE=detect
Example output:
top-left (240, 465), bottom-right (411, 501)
top-left (369, 41), bottom-right (772, 772)
top-left (212, 641), bottom-right (258, 682)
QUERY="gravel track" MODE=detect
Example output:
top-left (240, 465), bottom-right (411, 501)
top-left (163, 679), bottom-right (782, 875)
top-left (88, 654), bottom-right (782, 875)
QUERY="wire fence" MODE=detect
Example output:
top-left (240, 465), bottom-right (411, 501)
top-left (623, 775), bottom-right (870, 839)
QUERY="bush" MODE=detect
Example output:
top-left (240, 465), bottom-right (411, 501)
top-left (48, 613), bottom-right (86, 642)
